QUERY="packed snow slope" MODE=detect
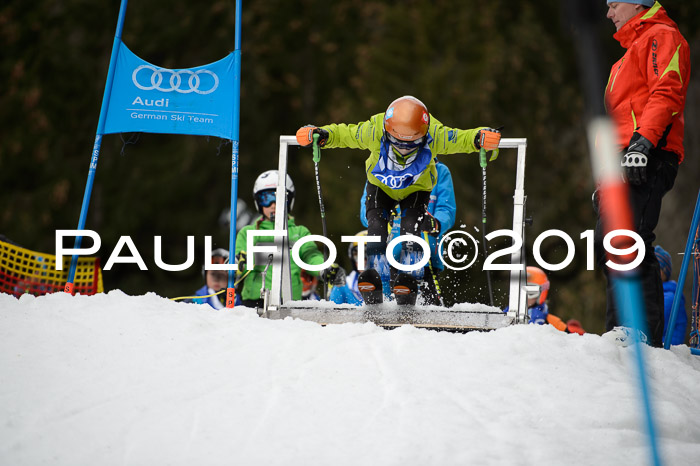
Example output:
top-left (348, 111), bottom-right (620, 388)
top-left (1, 291), bottom-right (700, 466)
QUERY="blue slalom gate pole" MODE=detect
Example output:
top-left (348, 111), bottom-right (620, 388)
top-left (664, 189), bottom-right (700, 350)
top-left (226, 0), bottom-right (242, 308)
top-left (65, 0), bottom-right (129, 294)
top-left (588, 118), bottom-right (662, 466)
top-left (564, 0), bottom-right (662, 461)
top-left (611, 274), bottom-right (661, 465)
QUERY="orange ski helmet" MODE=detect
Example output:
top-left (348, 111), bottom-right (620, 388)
top-left (526, 266), bottom-right (550, 305)
top-left (383, 96), bottom-right (430, 142)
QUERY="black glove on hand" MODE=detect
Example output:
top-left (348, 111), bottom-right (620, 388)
top-left (622, 132), bottom-right (653, 185)
top-left (321, 263), bottom-right (347, 286)
top-left (330, 266), bottom-right (346, 286)
top-left (420, 212), bottom-right (441, 236)
top-left (235, 251), bottom-right (247, 273)
top-left (321, 263), bottom-right (340, 284)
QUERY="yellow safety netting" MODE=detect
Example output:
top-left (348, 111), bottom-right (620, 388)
top-left (0, 238), bottom-right (103, 297)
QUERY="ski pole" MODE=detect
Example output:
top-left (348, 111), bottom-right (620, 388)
top-left (480, 147), bottom-right (495, 307)
top-left (312, 133), bottom-right (329, 299)
top-left (423, 231), bottom-right (444, 306)
top-left (260, 253), bottom-right (274, 313)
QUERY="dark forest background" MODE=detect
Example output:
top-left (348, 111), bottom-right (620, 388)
top-left (2, 0), bottom-right (699, 335)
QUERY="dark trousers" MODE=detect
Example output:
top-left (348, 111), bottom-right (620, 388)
top-left (594, 152), bottom-right (678, 347)
top-left (364, 183), bottom-right (430, 256)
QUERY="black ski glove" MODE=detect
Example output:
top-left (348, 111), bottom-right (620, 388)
top-left (622, 132), bottom-right (653, 185)
top-left (320, 263), bottom-right (339, 283)
top-left (235, 251), bottom-right (247, 272)
top-left (420, 212), bottom-right (441, 236)
top-left (321, 263), bottom-right (345, 286)
top-left (331, 266), bottom-right (346, 286)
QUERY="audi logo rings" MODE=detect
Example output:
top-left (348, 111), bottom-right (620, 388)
top-left (132, 65), bottom-right (219, 94)
top-left (375, 174), bottom-right (413, 189)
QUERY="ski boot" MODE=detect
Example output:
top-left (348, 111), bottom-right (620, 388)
top-left (357, 268), bottom-right (384, 304)
top-left (392, 242), bottom-right (424, 306)
top-left (392, 273), bottom-right (418, 306)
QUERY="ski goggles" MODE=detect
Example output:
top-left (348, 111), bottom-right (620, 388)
top-left (526, 282), bottom-right (549, 299)
top-left (385, 132), bottom-right (426, 151)
top-left (255, 190), bottom-right (276, 208)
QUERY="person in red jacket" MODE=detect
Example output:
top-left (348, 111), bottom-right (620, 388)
top-left (596, 1), bottom-right (690, 346)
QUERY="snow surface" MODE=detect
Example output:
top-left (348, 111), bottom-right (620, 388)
top-left (2, 291), bottom-right (700, 466)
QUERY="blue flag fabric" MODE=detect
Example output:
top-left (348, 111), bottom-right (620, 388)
top-left (103, 42), bottom-right (237, 139)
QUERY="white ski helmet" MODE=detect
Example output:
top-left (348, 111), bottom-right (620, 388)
top-left (253, 170), bottom-right (295, 213)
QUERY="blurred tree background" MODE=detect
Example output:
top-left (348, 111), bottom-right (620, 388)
top-left (2, 0), bottom-right (698, 335)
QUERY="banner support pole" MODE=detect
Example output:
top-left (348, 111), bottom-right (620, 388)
top-left (226, 0), bottom-right (243, 308)
top-left (65, 0), bottom-right (129, 294)
top-left (663, 189), bottom-right (700, 349)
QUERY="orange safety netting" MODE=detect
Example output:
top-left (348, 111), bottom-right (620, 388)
top-left (0, 238), bottom-right (103, 297)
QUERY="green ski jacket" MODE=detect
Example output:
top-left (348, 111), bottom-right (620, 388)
top-left (236, 216), bottom-right (325, 301)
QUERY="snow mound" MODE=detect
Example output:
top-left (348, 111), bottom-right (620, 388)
top-left (1, 291), bottom-right (699, 465)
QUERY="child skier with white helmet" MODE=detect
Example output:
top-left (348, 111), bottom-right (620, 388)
top-left (234, 170), bottom-right (325, 308)
top-left (296, 95), bottom-right (500, 304)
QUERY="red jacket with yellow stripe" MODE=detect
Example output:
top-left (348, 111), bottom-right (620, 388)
top-left (605, 2), bottom-right (690, 162)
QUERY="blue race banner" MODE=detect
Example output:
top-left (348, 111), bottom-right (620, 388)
top-left (104, 42), bottom-right (237, 139)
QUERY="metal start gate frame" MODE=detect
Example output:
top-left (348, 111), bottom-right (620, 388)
top-left (263, 136), bottom-right (531, 325)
